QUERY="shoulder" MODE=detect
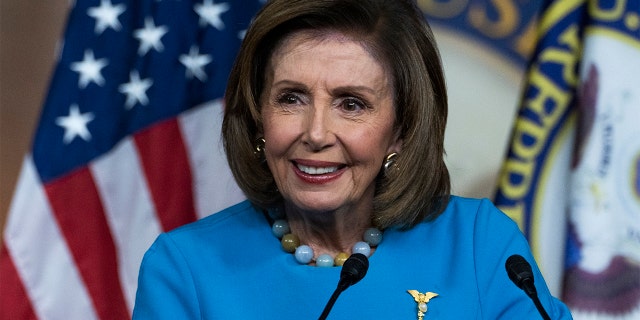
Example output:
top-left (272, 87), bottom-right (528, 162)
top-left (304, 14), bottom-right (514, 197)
top-left (146, 200), bottom-right (264, 256)
top-left (443, 195), bottom-right (503, 215)
top-left (439, 196), bottom-right (519, 230)
top-left (436, 196), bottom-right (531, 267)
top-left (394, 196), bottom-right (523, 252)
top-left (170, 200), bottom-right (259, 235)
top-left (428, 196), bottom-right (525, 249)
top-left (133, 203), bottom-right (260, 319)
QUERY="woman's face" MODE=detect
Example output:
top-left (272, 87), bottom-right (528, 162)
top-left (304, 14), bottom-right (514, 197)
top-left (261, 31), bottom-right (401, 214)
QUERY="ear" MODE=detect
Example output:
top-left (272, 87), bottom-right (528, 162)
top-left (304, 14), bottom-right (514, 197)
top-left (254, 125), bottom-right (264, 140)
top-left (387, 130), bottom-right (403, 154)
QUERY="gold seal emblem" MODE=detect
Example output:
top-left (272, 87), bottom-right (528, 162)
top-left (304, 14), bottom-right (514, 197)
top-left (407, 290), bottom-right (438, 320)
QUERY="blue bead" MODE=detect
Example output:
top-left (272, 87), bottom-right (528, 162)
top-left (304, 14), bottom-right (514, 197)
top-left (352, 241), bottom-right (371, 257)
top-left (316, 254), bottom-right (334, 267)
top-left (271, 219), bottom-right (290, 238)
top-left (295, 245), bottom-right (314, 264)
top-left (363, 228), bottom-right (383, 246)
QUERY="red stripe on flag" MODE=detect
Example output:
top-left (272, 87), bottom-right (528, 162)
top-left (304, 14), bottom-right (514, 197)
top-left (134, 118), bottom-right (197, 231)
top-left (44, 168), bottom-right (130, 320)
top-left (0, 242), bottom-right (37, 320)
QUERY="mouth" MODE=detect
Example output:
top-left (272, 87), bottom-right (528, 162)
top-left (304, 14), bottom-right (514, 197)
top-left (296, 164), bottom-right (340, 175)
top-left (292, 160), bottom-right (346, 183)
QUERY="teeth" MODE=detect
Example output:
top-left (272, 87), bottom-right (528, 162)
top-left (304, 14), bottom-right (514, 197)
top-left (297, 164), bottom-right (338, 175)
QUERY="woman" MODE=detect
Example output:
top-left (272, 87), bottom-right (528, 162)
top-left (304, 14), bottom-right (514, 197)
top-left (133, 0), bottom-right (572, 318)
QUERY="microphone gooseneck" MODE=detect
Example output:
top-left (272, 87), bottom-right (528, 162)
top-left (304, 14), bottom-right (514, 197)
top-left (318, 253), bottom-right (369, 320)
top-left (337, 252), bottom-right (369, 291)
top-left (505, 254), bottom-right (551, 320)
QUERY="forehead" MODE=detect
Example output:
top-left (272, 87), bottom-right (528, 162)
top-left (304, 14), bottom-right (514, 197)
top-left (278, 28), bottom-right (386, 60)
top-left (274, 30), bottom-right (361, 53)
top-left (267, 30), bottom-right (391, 84)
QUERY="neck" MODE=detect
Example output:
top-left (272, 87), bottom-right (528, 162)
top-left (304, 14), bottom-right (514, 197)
top-left (283, 202), bottom-right (373, 257)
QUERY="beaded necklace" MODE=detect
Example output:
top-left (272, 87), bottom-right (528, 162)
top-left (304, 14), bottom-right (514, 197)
top-left (270, 218), bottom-right (383, 267)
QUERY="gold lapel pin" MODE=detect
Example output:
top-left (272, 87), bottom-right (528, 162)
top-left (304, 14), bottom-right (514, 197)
top-left (407, 290), bottom-right (438, 320)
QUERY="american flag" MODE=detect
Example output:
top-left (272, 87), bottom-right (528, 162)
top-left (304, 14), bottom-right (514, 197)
top-left (0, 0), bottom-right (262, 318)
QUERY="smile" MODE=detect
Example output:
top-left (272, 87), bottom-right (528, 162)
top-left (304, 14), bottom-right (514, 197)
top-left (296, 164), bottom-right (339, 175)
top-left (292, 160), bottom-right (346, 184)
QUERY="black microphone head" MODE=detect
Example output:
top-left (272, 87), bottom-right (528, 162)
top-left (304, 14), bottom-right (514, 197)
top-left (505, 254), bottom-right (534, 290)
top-left (340, 253), bottom-right (369, 287)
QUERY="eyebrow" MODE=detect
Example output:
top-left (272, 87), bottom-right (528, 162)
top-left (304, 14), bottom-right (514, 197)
top-left (271, 79), bottom-right (307, 89)
top-left (331, 85), bottom-right (377, 97)
top-left (271, 79), bottom-right (378, 96)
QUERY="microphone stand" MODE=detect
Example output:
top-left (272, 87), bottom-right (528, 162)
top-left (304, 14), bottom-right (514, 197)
top-left (505, 254), bottom-right (551, 320)
top-left (522, 280), bottom-right (551, 320)
top-left (318, 282), bottom-right (349, 320)
top-left (318, 253), bottom-right (369, 320)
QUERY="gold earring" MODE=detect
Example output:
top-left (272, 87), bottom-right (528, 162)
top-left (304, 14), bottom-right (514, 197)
top-left (383, 152), bottom-right (398, 173)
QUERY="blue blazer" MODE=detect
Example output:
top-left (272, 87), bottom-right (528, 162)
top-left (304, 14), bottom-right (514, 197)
top-left (133, 196), bottom-right (572, 319)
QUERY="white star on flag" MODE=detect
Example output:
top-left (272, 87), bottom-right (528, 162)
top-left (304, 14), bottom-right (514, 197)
top-left (195, 0), bottom-right (230, 30)
top-left (88, 0), bottom-right (127, 34)
top-left (55, 104), bottom-right (95, 144)
top-left (134, 17), bottom-right (169, 56)
top-left (179, 46), bottom-right (212, 81)
top-left (70, 49), bottom-right (109, 88)
top-left (119, 70), bottom-right (153, 109)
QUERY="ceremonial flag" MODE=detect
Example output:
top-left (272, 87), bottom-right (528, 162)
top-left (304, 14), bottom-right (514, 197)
top-left (494, 0), bottom-right (640, 318)
top-left (0, 0), bottom-right (262, 318)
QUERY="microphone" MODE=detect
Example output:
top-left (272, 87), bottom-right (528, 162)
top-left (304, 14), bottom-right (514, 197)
top-left (318, 253), bottom-right (369, 320)
top-left (505, 254), bottom-right (551, 320)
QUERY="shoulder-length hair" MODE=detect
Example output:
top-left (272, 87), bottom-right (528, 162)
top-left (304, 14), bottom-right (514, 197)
top-left (222, 0), bottom-right (450, 229)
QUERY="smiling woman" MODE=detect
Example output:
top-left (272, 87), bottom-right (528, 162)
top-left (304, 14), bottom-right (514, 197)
top-left (132, 0), bottom-right (573, 319)
top-left (261, 32), bottom-right (401, 227)
top-left (223, 0), bottom-right (451, 230)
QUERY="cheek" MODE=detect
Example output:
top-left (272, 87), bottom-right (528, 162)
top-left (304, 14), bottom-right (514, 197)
top-left (345, 125), bottom-right (395, 162)
top-left (262, 114), bottom-right (296, 158)
top-left (370, 116), bottom-right (397, 144)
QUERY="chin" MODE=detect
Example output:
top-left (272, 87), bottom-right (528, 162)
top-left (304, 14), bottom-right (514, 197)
top-left (288, 196), bottom-right (347, 213)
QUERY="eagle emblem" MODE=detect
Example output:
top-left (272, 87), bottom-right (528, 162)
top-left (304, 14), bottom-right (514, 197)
top-left (407, 290), bottom-right (438, 320)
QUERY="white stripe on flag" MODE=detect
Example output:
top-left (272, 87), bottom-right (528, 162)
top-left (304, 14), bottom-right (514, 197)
top-left (91, 137), bottom-right (163, 313)
top-left (4, 156), bottom-right (98, 320)
top-left (179, 100), bottom-right (246, 219)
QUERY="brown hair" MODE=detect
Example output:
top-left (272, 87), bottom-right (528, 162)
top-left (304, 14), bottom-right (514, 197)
top-left (222, 0), bottom-right (450, 229)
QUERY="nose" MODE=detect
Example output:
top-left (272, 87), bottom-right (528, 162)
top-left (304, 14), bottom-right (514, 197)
top-left (302, 105), bottom-right (336, 151)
